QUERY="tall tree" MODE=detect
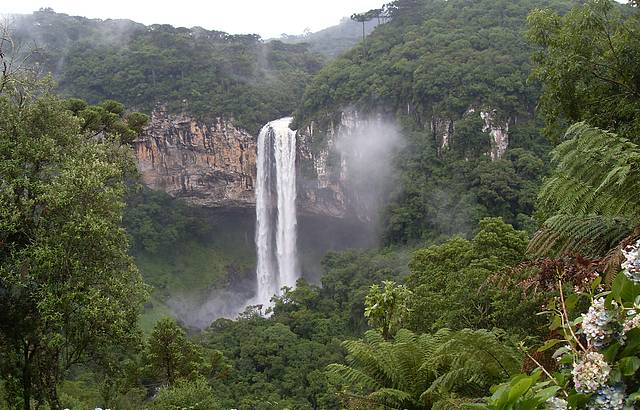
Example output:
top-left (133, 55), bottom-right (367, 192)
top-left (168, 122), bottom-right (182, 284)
top-left (528, 0), bottom-right (640, 141)
top-left (526, 1), bottom-right (640, 264)
top-left (0, 64), bottom-right (147, 409)
top-left (351, 8), bottom-right (382, 59)
top-left (146, 318), bottom-right (205, 386)
top-left (364, 281), bottom-right (412, 340)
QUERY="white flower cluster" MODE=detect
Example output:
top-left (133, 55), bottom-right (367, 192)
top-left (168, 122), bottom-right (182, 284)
top-left (581, 298), bottom-right (624, 349)
top-left (546, 396), bottom-right (568, 410)
top-left (572, 351), bottom-right (611, 394)
top-left (622, 239), bottom-right (640, 284)
top-left (587, 384), bottom-right (627, 410)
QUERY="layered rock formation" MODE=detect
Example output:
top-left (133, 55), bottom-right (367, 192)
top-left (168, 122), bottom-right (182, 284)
top-left (296, 119), bottom-right (347, 219)
top-left (480, 109), bottom-right (510, 160)
top-left (437, 107), bottom-right (511, 160)
top-left (134, 107), bottom-right (256, 208)
top-left (134, 105), bottom-right (512, 220)
top-left (134, 107), bottom-right (350, 218)
top-left (297, 110), bottom-right (402, 222)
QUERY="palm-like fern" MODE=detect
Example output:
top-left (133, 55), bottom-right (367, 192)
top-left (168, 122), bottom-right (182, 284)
top-left (529, 122), bottom-right (640, 259)
top-left (326, 328), bottom-right (521, 410)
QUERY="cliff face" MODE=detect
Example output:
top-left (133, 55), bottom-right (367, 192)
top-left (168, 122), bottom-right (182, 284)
top-left (135, 107), bottom-right (256, 208)
top-left (431, 107), bottom-right (511, 160)
top-left (134, 105), bottom-right (513, 218)
top-left (297, 110), bottom-right (403, 222)
top-left (134, 108), bottom-right (350, 218)
top-left (296, 119), bottom-right (347, 219)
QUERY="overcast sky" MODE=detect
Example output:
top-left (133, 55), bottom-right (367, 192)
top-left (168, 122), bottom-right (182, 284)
top-left (1, 0), bottom-right (385, 38)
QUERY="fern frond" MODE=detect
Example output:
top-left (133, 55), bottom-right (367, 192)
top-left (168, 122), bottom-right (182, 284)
top-left (329, 328), bottom-right (520, 409)
top-left (528, 214), bottom-right (633, 258)
top-left (326, 363), bottom-right (381, 390)
top-left (532, 122), bottom-right (640, 257)
top-left (368, 387), bottom-right (416, 409)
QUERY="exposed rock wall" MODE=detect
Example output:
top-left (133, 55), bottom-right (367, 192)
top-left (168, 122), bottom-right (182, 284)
top-left (480, 109), bottom-right (509, 160)
top-left (297, 110), bottom-right (402, 222)
top-left (134, 105), bottom-right (512, 219)
top-left (134, 107), bottom-right (349, 218)
top-left (431, 116), bottom-right (454, 155)
top-left (134, 107), bottom-right (256, 208)
top-left (297, 120), bottom-right (348, 218)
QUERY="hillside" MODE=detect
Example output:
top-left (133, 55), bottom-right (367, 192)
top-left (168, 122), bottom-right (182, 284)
top-left (12, 8), bottom-right (324, 134)
top-left (297, 0), bottom-right (577, 244)
top-left (4, 0), bottom-right (640, 408)
top-left (278, 17), bottom-right (379, 59)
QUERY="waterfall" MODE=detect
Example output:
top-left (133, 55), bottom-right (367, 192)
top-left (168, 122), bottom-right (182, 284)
top-left (255, 119), bottom-right (277, 305)
top-left (254, 117), bottom-right (298, 307)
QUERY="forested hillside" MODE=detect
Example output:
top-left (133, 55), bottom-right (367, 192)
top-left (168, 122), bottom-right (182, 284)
top-left (12, 8), bottom-right (323, 134)
top-left (2, 0), bottom-right (640, 409)
top-left (8, 9), bottom-right (332, 329)
top-left (297, 0), bottom-right (578, 244)
top-left (278, 17), bottom-right (379, 59)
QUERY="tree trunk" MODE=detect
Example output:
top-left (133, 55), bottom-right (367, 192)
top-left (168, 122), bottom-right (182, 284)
top-left (47, 390), bottom-right (62, 410)
top-left (362, 22), bottom-right (366, 59)
top-left (22, 342), bottom-right (31, 410)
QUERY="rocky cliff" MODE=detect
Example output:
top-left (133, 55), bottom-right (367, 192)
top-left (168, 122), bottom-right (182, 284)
top-left (134, 107), bottom-right (349, 218)
top-left (134, 106), bottom-right (512, 219)
top-left (297, 110), bottom-right (403, 222)
top-left (135, 107), bottom-right (257, 208)
top-left (431, 107), bottom-right (511, 160)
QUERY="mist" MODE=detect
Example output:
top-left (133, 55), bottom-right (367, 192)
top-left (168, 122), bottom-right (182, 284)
top-left (168, 287), bottom-right (255, 330)
top-left (336, 111), bottom-right (405, 224)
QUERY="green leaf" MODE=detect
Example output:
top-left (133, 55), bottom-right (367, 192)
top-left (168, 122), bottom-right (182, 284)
top-left (567, 392), bottom-right (590, 408)
top-left (618, 356), bottom-right (640, 376)
top-left (610, 272), bottom-right (640, 306)
top-left (591, 276), bottom-right (602, 293)
top-left (565, 294), bottom-right (578, 311)
top-left (534, 385), bottom-right (561, 402)
top-left (507, 377), bottom-right (533, 403)
top-left (609, 368), bottom-right (622, 384)
top-left (621, 329), bottom-right (640, 356)
top-left (603, 343), bottom-right (621, 362)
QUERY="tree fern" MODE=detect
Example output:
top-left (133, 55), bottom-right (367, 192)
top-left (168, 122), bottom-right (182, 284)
top-left (529, 122), bottom-right (640, 259)
top-left (327, 329), bottom-right (521, 410)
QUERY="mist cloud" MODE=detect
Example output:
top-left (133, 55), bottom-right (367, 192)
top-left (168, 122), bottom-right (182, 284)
top-left (336, 110), bottom-right (405, 223)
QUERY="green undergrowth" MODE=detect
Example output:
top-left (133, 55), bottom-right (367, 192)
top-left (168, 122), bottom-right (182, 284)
top-left (123, 188), bottom-right (255, 332)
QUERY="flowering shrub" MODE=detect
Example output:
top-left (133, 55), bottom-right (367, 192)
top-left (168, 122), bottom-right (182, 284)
top-left (581, 299), bottom-right (624, 349)
top-left (622, 240), bottom-right (640, 284)
top-left (546, 396), bottom-right (568, 410)
top-left (473, 246), bottom-right (640, 409)
top-left (588, 384), bottom-right (626, 410)
top-left (571, 352), bottom-right (610, 394)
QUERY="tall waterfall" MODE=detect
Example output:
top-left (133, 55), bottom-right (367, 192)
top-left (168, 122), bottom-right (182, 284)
top-left (254, 117), bottom-right (298, 307)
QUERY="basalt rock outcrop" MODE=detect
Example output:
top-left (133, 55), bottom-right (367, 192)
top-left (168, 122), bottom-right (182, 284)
top-left (297, 110), bottom-right (402, 222)
top-left (134, 107), bottom-right (350, 218)
top-left (431, 107), bottom-right (511, 160)
top-left (134, 105), bottom-right (513, 219)
top-left (135, 107), bottom-right (256, 209)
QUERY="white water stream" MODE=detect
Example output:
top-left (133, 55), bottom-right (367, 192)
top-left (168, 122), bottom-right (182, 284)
top-left (254, 117), bottom-right (298, 307)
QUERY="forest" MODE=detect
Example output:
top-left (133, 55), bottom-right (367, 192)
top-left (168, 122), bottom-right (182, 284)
top-left (2, 0), bottom-right (640, 409)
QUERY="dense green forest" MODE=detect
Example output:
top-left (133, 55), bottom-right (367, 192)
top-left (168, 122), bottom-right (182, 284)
top-left (2, 0), bottom-right (640, 409)
top-left (12, 8), bottom-right (324, 134)
top-left (296, 0), bottom-right (580, 244)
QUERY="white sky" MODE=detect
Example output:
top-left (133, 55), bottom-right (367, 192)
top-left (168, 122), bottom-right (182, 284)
top-left (1, 0), bottom-right (385, 38)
